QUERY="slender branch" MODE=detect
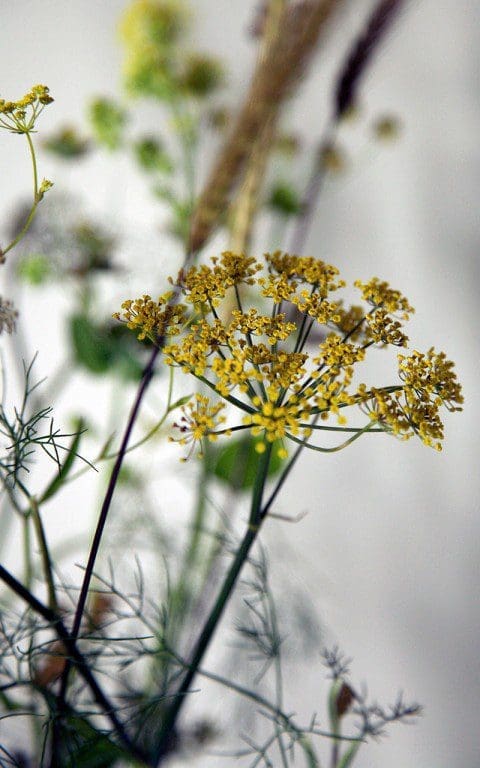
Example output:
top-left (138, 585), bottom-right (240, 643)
top-left (30, 496), bottom-right (57, 612)
top-left (2, 132), bottom-right (41, 257)
top-left (57, 345), bottom-right (160, 704)
top-left (152, 442), bottom-right (274, 763)
top-left (166, 652), bottom-right (361, 744)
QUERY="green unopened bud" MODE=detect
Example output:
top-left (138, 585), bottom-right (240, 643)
top-left (36, 178), bottom-right (53, 202)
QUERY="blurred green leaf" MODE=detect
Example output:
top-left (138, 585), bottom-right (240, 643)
top-left (17, 253), bottom-right (52, 285)
top-left (134, 137), bottom-right (173, 174)
top-left (179, 53), bottom-right (225, 97)
top-left (108, 323), bottom-right (147, 381)
top-left (268, 182), bottom-right (302, 216)
top-left (56, 715), bottom-right (125, 768)
top-left (43, 126), bottom-right (90, 159)
top-left (73, 222), bottom-right (115, 272)
top-left (89, 98), bottom-right (127, 151)
top-left (69, 315), bottom-right (146, 380)
top-left (70, 314), bottom-right (114, 374)
top-left (206, 435), bottom-right (286, 491)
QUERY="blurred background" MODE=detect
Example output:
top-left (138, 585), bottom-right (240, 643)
top-left (1, 1), bottom-right (479, 767)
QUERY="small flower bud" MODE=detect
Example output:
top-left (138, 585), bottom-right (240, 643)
top-left (36, 178), bottom-right (54, 202)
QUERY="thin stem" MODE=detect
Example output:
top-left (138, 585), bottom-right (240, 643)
top-left (261, 440), bottom-right (304, 520)
top-left (57, 345), bottom-right (160, 704)
top-left (22, 514), bottom-right (33, 592)
top-left (30, 496), bottom-right (57, 612)
top-left (26, 131), bottom-right (39, 197)
top-left (168, 442), bottom-right (211, 634)
top-left (152, 442), bottom-right (274, 763)
top-left (285, 421), bottom-right (376, 453)
top-left (268, 590), bottom-right (289, 768)
top-left (2, 132), bottom-right (40, 257)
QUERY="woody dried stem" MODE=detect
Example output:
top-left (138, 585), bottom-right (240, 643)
top-left (189, 0), bottom-right (343, 253)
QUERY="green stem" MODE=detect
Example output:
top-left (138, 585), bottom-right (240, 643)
top-left (26, 131), bottom-right (39, 197)
top-left (286, 421), bottom-right (376, 453)
top-left (30, 497), bottom-right (57, 612)
top-left (269, 590), bottom-right (289, 768)
top-left (22, 514), bottom-right (33, 592)
top-left (2, 132), bottom-right (40, 257)
top-left (167, 445), bottom-right (211, 635)
top-left (152, 442), bottom-right (274, 762)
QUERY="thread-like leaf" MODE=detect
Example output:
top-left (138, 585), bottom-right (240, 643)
top-left (40, 419), bottom-right (85, 502)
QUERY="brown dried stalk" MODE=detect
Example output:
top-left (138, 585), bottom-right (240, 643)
top-left (189, 0), bottom-right (343, 253)
top-left (228, 0), bottom-right (285, 254)
top-left (228, 114), bottom-right (276, 254)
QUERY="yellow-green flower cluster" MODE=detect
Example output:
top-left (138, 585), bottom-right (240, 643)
top-left (119, 0), bottom-right (223, 100)
top-left (170, 393), bottom-right (227, 459)
top-left (113, 292), bottom-right (188, 340)
top-left (115, 251), bottom-right (463, 456)
top-left (0, 85), bottom-right (54, 133)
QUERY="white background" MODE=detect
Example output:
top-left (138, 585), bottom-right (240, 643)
top-left (1, 2), bottom-right (479, 767)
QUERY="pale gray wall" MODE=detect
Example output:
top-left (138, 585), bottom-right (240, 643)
top-left (1, 2), bottom-right (479, 767)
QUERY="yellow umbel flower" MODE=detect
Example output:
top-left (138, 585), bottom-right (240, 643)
top-left (366, 308), bottom-right (409, 347)
top-left (113, 292), bottom-right (188, 340)
top-left (243, 393), bottom-right (311, 444)
top-left (354, 276), bottom-right (414, 319)
top-left (170, 394), bottom-right (227, 459)
top-left (0, 85), bottom-right (53, 133)
top-left (398, 348), bottom-right (463, 410)
top-left (116, 251), bottom-right (463, 457)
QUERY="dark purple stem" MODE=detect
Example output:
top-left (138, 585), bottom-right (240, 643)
top-left (57, 345), bottom-right (160, 702)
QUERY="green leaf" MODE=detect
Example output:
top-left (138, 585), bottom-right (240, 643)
top-left (107, 323), bottom-right (148, 381)
top-left (298, 736), bottom-right (319, 768)
top-left (206, 435), bottom-right (286, 491)
top-left (268, 182), bottom-right (302, 216)
top-left (170, 394), bottom-right (192, 409)
top-left (43, 126), bottom-right (90, 159)
top-left (134, 137), bottom-right (173, 174)
top-left (56, 715), bottom-right (126, 768)
top-left (17, 253), bottom-right (52, 285)
top-left (40, 418), bottom-right (85, 502)
top-left (69, 316), bottom-right (147, 380)
top-left (88, 98), bottom-right (127, 151)
top-left (69, 314), bottom-right (114, 374)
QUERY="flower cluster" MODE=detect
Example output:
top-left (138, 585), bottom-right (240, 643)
top-left (358, 348), bottom-right (463, 451)
top-left (170, 394), bottom-right (227, 459)
top-left (113, 292), bottom-right (188, 340)
top-left (115, 252), bottom-right (463, 457)
top-left (0, 85), bottom-right (54, 133)
top-left (119, 0), bottom-right (223, 100)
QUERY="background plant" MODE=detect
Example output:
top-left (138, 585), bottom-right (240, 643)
top-left (0, 1), bottom-right (472, 768)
